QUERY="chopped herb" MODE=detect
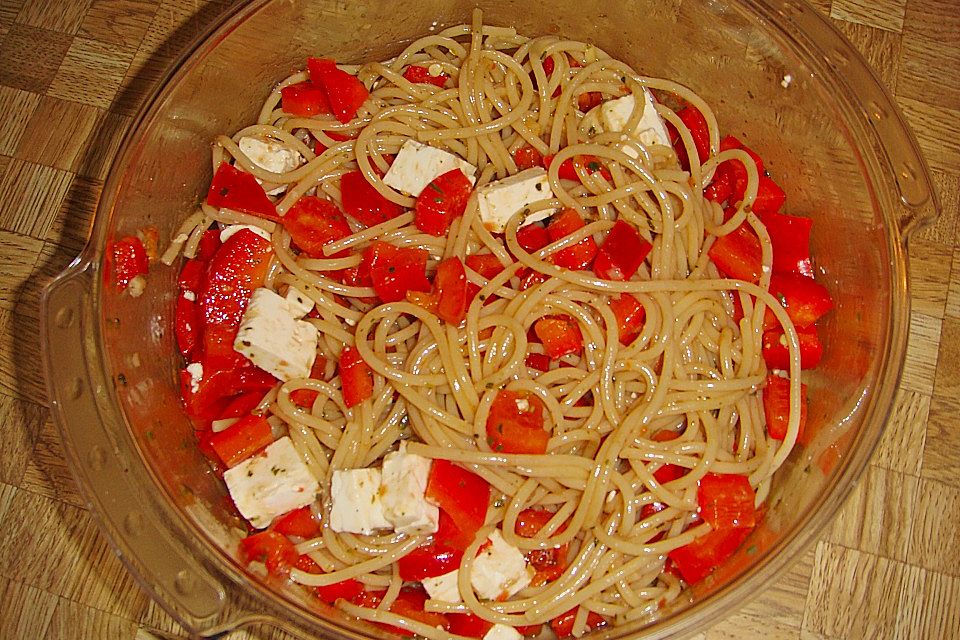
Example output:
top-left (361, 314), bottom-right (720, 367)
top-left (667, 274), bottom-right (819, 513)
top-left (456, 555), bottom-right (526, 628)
top-left (587, 161), bottom-right (601, 171)
top-left (271, 465), bottom-right (282, 475)
top-left (493, 497), bottom-right (505, 508)
top-left (247, 469), bottom-right (254, 477)
top-left (434, 197), bottom-right (444, 204)
top-left (388, 266), bottom-right (396, 273)
top-left (777, 293), bottom-right (787, 306)
top-left (478, 294), bottom-right (487, 301)
top-left (427, 181), bottom-right (444, 194)
top-left (146, 430), bottom-right (155, 441)
top-left (535, 182), bottom-right (543, 191)
top-left (117, 373), bottom-right (127, 385)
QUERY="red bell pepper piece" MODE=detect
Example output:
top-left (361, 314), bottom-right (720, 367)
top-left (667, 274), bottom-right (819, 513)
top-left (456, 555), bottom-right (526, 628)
top-left (516, 223), bottom-right (550, 253)
top-left (414, 168), bottom-right (473, 237)
top-left (593, 220), bottom-right (652, 281)
top-left (547, 208), bottom-right (598, 270)
top-left (763, 374), bottom-right (807, 441)
top-left (761, 325), bottom-right (823, 370)
top-left (283, 196), bottom-right (352, 258)
top-left (313, 130), bottom-right (354, 155)
top-left (380, 587), bottom-right (450, 636)
top-left (362, 241), bottom-right (431, 303)
top-left (697, 474), bottom-right (756, 531)
top-left (289, 356), bottom-right (328, 407)
top-left (181, 366), bottom-right (277, 422)
top-left (525, 352), bottom-right (551, 372)
top-left (199, 228), bottom-right (274, 359)
top-left (446, 613), bottom-right (494, 639)
top-left (194, 228), bottom-right (222, 261)
top-left (518, 267), bottom-right (549, 291)
top-left (669, 105), bottom-right (710, 171)
top-left (434, 257), bottom-right (468, 324)
top-left (764, 272), bottom-right (833, 330)
top-left (708, 221), bottom-right (762, 283)
top-left (704, 166), bottom-right (734, 203)
top-left (397, 540), bottom-right (464, 581)
top-left (543, 154), bottom-right (611, 182)
top-left (486, 389), bottom-right (550, 455)
top-left (107, 235), bottom-right (149, 291)
top-left (667, 525), bottom-right (752, 584)
top-left (513, 144), bottom-right (543, 170)
top-left (340, 170), bottom-right (404, 227)
top-left (758, 211), bottom-right (813, 277)
top-left (753, 175), bottom-right (787, 215)
top-left (425, 460), bottom-right (490, 550)
top-left (218, 391), bottom-right (265, 419)
top-left (272, 506), bottom-right (321, 539)
top-left (550, 608), bottom-right (608, 639)
top-left (534, 315), bottom-right (583, 359)
top-left (515, 508), bottom-right (569, 586)
top-left (238, 530), bottom-right (298, 577)
top-left (339, 345), bottom-right (373, 408)
top-left (402, 65), bottom-right (449, 87)
top-left (177, 258), bottom-right (206, 293)
top-left (608, 293), bottom-right (646, 345)
top-left (713, 135), bottom-right (765, 205)
top-left (294, 555), bottom-right (366, 604)
top-left (307, 58), bottom-right (370, 124)
top-left (280, 81), bottom-right (331, 117)
top-left (206, 163), bottom-right (278, 221)
top-left (465, 253), bottom-right (506, 306)
top-left (175, 296), bottom-right (200, 359)
top-left (653, 463), bottom-right (686, 485)
top-left (208, 414), bottom-right (274, 467)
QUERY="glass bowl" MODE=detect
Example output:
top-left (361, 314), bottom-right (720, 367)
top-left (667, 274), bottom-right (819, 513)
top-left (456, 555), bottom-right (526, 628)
top-left (40, 0), bottom-right (940, 638)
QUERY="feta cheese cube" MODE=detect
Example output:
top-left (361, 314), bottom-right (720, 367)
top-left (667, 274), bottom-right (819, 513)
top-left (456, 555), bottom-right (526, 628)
top-left (476, 167), bottom-right (555, 234)
top-left (186, 362), bottom-right (203, 394)
top-left (380, 442), bottom-right (439, 535)
top-left (329, 467), bottom-right (393, 535)
top-left (422, 569), bottom-right (462, 603)
top-left (223, 437), bottom-right (320, 529)
top-left (238, 136), bottom-right (303, 175)
top-left (599, 90), bottom-right (672, 150)
top-left (234, 288), bottom-right (318, 381)
top-left (285, 286), bottom-right (314, 319)
top-left (383, 139), bottom-right (478, 197)
top-left (219, 224), bottom-right (272, 244)
top-left (483, 624), bottom-right (524, 640)
top-left (470, 530), bottom-right (533, 600)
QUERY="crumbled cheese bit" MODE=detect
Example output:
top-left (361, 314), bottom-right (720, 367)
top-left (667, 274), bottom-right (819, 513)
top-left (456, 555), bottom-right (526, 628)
top-left (476, 167), bottom-right (555, 233)
top-left (382, 139), bottom-right (478, 197)
top-left (127, 275), bottom-right (146, 298)
top-left (470, 530), bottom-right (533, 600)
top-left (186, 362), bottom-right (203, 394)
top-left (182, 290), bottom-right (196, 302)
top-left (380, 442), bottom-right (439, 535)
top-left (238, 136), bottom-right (303, 175)
top-left (234, 288), bottom-right (318, 381)
top-left (329, 467), bottom-right (392, 534)
top-left (422, 569), bottom-right (462, 603)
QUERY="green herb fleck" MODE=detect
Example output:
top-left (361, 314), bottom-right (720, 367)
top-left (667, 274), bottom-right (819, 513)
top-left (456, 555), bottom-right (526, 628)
top-left (434, 197), bottom-right (444, 204)
top-left (271, 465), bottom-right (282, 475)
top-left (146, 430), bottom-right (155, 441)
top-left (117, 373), bottom-right (127, 385)
top-left (587, 161), bottom-right (601, 172)
top-left (427, 181), bottom-right (443, 194)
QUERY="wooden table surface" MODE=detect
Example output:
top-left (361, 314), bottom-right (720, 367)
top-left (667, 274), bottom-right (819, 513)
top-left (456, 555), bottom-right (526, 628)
top-left (0, 0), bottom-right (957, 638)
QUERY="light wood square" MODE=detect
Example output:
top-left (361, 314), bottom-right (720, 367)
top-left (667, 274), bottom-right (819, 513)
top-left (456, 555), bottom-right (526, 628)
top-left (43, 600), bottom-right (139, 640)
top-left (0, 577), bottom-right (60, 640)
top-left (15, 0), bottom-right (92, 34)
top-left (900, 311), bottom-right (941, 395)
top-left (897, 0), bottom-right (960, 112)
top-left (47, 36), bottom-right (134, 109)
top-left (0, 24), bottom-right (73, 93)
top-left (908, 478), bottom-right (960, 577)
top-left (0, 86), bottom-right (40, 156)
top-left (871, 388), bottom-right (928, 476)
top-left (831, 0), bottom-right (907, 32)
top-left (897, 96), bottom-right (960, 176)
top-left (0, 393), bottom-right (48, 486)
top-left (15, 96), bottom-right (101, 171)
top-left (908, 237), bottom-right (952, 319)
top-left (78, 0), bottom-right (157, 49)
top-left (0, 158), bottom-right (74, 238)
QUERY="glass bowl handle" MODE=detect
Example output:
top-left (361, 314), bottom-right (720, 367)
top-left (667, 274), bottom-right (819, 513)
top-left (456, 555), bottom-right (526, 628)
top-left (767, 0), bottom-right (941, 235)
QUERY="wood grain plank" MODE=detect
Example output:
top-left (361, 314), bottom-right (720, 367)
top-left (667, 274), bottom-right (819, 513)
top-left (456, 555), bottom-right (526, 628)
top-left (79, 0), bottom-right (158, 49)
top-left (43, 598), bottom-right (139, 640)
top-left (75, 109), bottom-right (131, 180)
top-left (896, 567), bottom-right (960, 638)
top-left (15, 96), bottom-right (101, 171)
top-left (871, 388), bottom-right (928, 476)
top-left (0, 24), bottom-right (73, 93)
top-left (47, 36), bottom-right (135, 109)
top-left (0, 307), bottom-right (49, 406)
top-left (834, 20), bottom-right (902, 90)
top-left (830, 0), bottom-right (907, 32)
top-left (946, 243), bottom-right (960, 319)
top-left (0, 576), bottom-right (60, 640)
top-left (907, 478), bottom-right (960, 576)
top-left (0, 480), bottom-right (16, 523)
top-left (44, 174), bottom-right (101, 254)
top-left (15, 0), bottom-right (92, 35)
top-left (916, 169), bottom-right (959, 246)
top-left (20, 413), bottom-right (86, 509)
top-left (0, 86), bottom-right (40, 156)
top-left (0, 229), bottom-right (43, 312)
top-left (899, 311), bottom-right (941, 395)
top-left (0, 0), bottom-right (26, 32)
top-left (0, 158), bottom-right (74, 239)
top-left (0, 394), bottom-right (48, 487)
top-left (897, 0), bottom-right (960, 111)
top-left (907, 237), bottom-right (951, 318)
top-left (897, 96), bottom-right (960, 175)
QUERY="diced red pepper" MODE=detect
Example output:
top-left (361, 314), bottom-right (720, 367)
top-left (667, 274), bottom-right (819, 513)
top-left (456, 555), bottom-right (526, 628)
top-left (547, 208), bottom-right (598, 270)
top-left (515, 508), bottom-right (569, 586)
top-left (181, 366), bottom-right (278, 423)
top-left (486, 389), bottom-right (550, 455)
top-left (763, 374), bottom-right (807, 441)
top-left (653, 463), bottom-right (686, 485)
top-left (195, 228), bottom-right (222, 261)
top-left (340, 345), bottom-right (373, 408)
top-left (697, 474), bottom-right (756, 531)
top-left (518, 267), bottom-right (549, 291)
top-left (516, 223), bottom-right (551, 253)
top-left (434, 257), bottom-right (468, 324)
top-left (208, 414), bottom-right (274, 467)
top-left (306, 58), bottom-right (370, 124)
top-left (402, 65), bottom-right (449, 87)
top-left (206, 163), bottom-right (278, 221)
top-left (340, 170), bottom-right (404, 227)
top-left (280, 81), bottom-right (331, 117)
top-left (381, 587), bottom-right (450, 636)
top-left (669, 106), bottom-right (711, 171)
top-left (534, 315), bottom-right (583, 359)
top-left (283, 196), bottom-right (352, 258)
top-left (177, 258), bottom-right (206, 293)
top-left (238, 530), bottom-right (298, 577)
top-left (667, 525), bottom-right (752, 584)
top-left (543, 154), bottom-right (611, 182)
top-left (425, 460), bottom-right (490, 550)
top-left (446, 613), bottom-right (493, 638)
top-left (708, 221), bottom-right (762, 283)
top-left (608, 293), bottom-right (646, 345)
top-left (577, 91), bottom-right (603, 112)
top-left (294, 555), bottom-right (366, 604)
top-left (272, 506), bottom-right (321, 539)
top-left (397, 541), bottom-right (463, 581)
top-left (753, 175), bottom-right (787, 215)
top-left (513, 145), bottom-right (543, 170)
top-left (414, 168), bottom-right (473, 237)
top-left (289, 356), bottom-right (328, 407)
top-left (764, 272), bottom-right (833, 330)
top-left (550, 608), bottom-right (608, 639)
top-left (525, 352), bottom-right (551, 372)
top-left (313, 130), bottom-right (354, 155)
top-left (761, 325), bottom-right (823, 370)
top-left (465, 253), bottom-right (505, 306)
top-left (218, 391), bottom-right (265, 419)
top-left (714, 135), bottom-right (765, 205)
top-left (758, 211), bottom-right (813, 278)
top-left (362, 241), bottom-right (431, 303)
top-left (175, 296), bottom-right (200, 359)
top-left (704, 166), bottom-right (734, 203)
top-left (107, 235), bottom-right (149, 291)
top-left (593, 220), bottom-right (652, 281)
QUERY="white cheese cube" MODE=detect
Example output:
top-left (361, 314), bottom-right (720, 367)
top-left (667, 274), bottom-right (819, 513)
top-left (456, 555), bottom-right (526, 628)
top-left (234, 288), bottom-right (318, 381)
top-left (483, 624), bottom-right (524, 640)
top-left (219, 224), bottom-right (272, 244)
top-left (238, 136), bottom-right (304, 175)
top-left (422, 569), bottom-right (462, 603)
top-left (476, 167), bottom-right (555, 234)
top-left (223, 437), bottom-right (320, 529)
top-left (470, 530), bottom-right (533, 600)
top-left (329, 467), bottom-right (393, 535)
top-left (383, 139), bottom-right (478, 197)
top-left (600, 90), bottom-right (672, 149)
top-left (380, 442), bottom-right (439, 535)
top-left (285, 286), bottom-right (314, 319)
